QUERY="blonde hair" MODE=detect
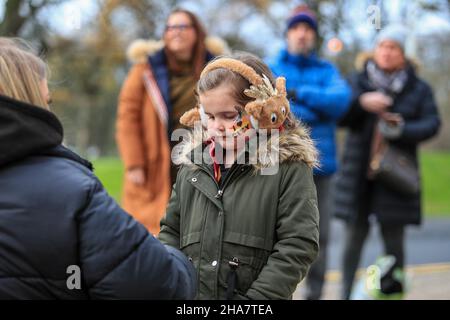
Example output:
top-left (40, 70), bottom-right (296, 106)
top-left (0, 37), bottom-right (49, 109)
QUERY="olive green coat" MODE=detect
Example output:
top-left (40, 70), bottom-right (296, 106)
top-left (158, 126), bottom-right (320, 299)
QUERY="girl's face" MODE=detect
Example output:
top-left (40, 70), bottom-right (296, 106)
top-left (199, 85), bottom-right (246, 151)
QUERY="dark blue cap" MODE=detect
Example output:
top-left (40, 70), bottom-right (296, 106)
top-left (286, 5), bottom-right (318, 32)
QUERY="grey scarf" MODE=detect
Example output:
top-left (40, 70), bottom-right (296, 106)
top-left (366, 60), bottom-right (408, 97)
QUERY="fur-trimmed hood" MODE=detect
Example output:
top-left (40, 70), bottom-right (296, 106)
top-left (127, 36), bottom-right (230, 64)
top-left (172, 122), bottom-right (319, 171)
top-left (355, 51), bottom-right (421, 72)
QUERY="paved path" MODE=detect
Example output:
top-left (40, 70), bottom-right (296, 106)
top-left (327, 217), bottom-right (450, 269)
top-left (294, 262), bottom-right (450, 299)
top-left (294, 217), bottom-right (450, 299)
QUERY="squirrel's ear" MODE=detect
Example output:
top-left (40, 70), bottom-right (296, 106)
top-left (276, 77), bottom-right (287, 95)
top-left (180, 108), bottom-right (201, 127)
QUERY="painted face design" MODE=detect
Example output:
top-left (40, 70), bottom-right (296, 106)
top-left (231, 112), bottom-right (252, 137)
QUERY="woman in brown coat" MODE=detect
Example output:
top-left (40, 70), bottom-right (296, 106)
top-left (116, 9), bottom-right (226, 234)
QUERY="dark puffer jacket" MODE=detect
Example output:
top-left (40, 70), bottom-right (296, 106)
top-left (0, 94), bottom-right (196, 299)
top-left (334, 56), bottom-right (441, 225)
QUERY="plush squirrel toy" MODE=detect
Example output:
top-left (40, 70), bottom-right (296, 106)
top-left (180, 58), bottom-right (290, 130)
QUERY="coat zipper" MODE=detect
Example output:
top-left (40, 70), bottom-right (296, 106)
top-left (195, 164), bottom-right (249, 299)
top-left (215, 165), bottom-right (250, 199)
top-left (198, 164), bottom-right (248, 199)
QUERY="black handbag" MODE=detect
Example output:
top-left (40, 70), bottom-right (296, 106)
top-left (369, 142), bottom-right (420, 196)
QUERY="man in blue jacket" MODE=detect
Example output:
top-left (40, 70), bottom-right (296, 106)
top-left (268, 5), bottom-right (351, 300)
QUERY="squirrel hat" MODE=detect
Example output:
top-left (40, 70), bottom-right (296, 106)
top-left (179, 57), bottom-right (290, 130)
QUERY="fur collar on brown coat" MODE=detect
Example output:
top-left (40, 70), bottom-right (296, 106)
top-left (126, 36), bottom-right (230, 64)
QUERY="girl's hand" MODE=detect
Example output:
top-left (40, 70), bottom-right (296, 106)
top-left (127, 167), bottom-right (146, 186)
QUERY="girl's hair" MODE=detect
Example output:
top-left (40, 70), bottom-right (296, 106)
top-left (197, 51), bottom-right (297, 129)
top-left (0, 37), bottom-right (49, 109)
top-left (164, 8), bottom-right (207, 79)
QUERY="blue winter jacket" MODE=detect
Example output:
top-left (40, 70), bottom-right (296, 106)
top-left (268, 49), bottom-right (351, 175)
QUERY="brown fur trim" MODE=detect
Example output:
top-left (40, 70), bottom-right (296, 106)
top-left (173, 122), bottom-right (319, 170)
top-left (126, 36), bottom-right (229, 64)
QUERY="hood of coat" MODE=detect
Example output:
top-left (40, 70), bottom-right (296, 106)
top-left (127, 36), bottom-right (230, 64)
top-left (172, 121), bottom-right (319, 171)
top-left (355, 51), bottom-right (420, 72)
top-left (0, 95), bottom-right (63, 167)
top-left (0, 94), bottom-right (92, 170)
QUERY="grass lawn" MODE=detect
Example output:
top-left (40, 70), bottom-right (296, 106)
top-left (420, 152), bottom-right (450, 216)
top-left (92, 151), bottom-right (450, 217)
top-left (92, 158), bottom-right (124, 202)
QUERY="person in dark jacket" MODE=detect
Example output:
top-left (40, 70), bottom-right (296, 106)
top-left (0, 38), bottom-right (196, 299)
top-left (334, 25), bottom-right (441, 299)
top-left (267, 5), bottom-right (351, 300)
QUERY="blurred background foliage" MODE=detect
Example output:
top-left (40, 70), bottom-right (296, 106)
top-left (1, 0), bottom-right (449, 158)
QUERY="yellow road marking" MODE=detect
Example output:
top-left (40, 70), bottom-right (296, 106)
top-left (325, 262), bottom-right (450, 282)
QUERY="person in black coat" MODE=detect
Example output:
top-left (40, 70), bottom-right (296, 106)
top-left (0, 38), bottom-right (195, 299)
top-left (334, 25), bottom-right (441, 299)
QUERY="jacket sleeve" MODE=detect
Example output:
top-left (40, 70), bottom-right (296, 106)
top-left (246, 162), bottom-right (320, 300)
top-left (338, 73), bottom-right (369, 130)
top-left (395, 83), bottom-right (441, 144)
top-left (78, 177), bottom-right (195, 299)
top-left (115, 63), bottom-right (147, 170)
top-left (158, 182), bottom-right (182, 248)
top-left (295, 64), bottom-right (351, 120)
